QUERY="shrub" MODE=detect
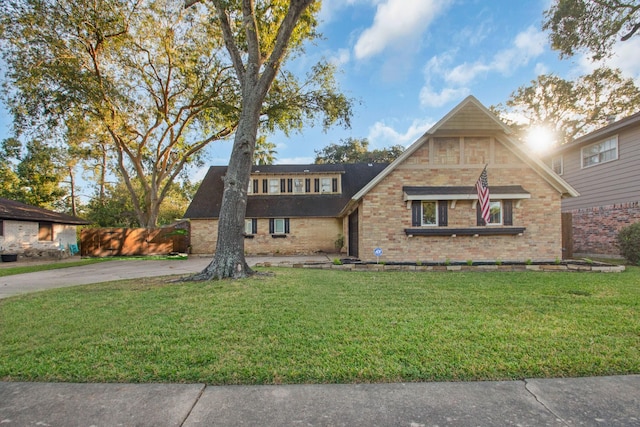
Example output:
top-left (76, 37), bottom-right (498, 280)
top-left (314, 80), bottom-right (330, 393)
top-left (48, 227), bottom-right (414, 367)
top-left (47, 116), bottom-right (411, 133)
top-left (617, 222), bottom-right (640, 265)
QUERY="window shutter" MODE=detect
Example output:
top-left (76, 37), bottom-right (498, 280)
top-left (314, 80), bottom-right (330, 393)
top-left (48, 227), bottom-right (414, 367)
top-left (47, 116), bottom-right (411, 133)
top-left (280, 179), bottom-right (286, 193)
top-left (287, 179), bottom-right (293, 193)
top-left (305, 179), bottom-right (311, 192)
top-left (269, 219), bottom-right (274, 234)
top-left (253, 179), bottom-right (258, 194)
top-left (477, 205), bottom-right (485, 226)
top-left (438, 201), bottom-right (448, 226)
top-left (262, 179), bottom-right (268, 193)
top-left (252, 219), bottom-right (258, 234)
top-left (285, 218), bottom-right (290, 234)
top-left (503, 200), bottom-right (513, 226)
top-left (314, 178), bottom-right (320, 192)
top-left (411, 201), bottom-right (421, 226)
top-left (332, 178), bottom-right (338, 192)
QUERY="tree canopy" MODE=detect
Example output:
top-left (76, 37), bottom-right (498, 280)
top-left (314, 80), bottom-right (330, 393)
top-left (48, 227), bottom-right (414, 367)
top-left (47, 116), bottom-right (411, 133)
top-left (543, 0), bottom-right (640, 60)
top-left (494, 67), bottom-right (640, 146)
top-left (1, 0), bottom-right (349, 228)
top-left (314, 137), bottom-right (404, 164)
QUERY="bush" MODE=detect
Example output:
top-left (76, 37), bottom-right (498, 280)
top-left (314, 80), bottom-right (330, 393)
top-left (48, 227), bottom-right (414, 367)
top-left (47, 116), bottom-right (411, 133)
top-left (617, 222), bottom-right (640, 265)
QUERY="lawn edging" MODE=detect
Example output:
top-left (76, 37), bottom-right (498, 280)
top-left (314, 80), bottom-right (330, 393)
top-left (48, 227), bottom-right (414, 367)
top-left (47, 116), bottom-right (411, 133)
top-left (254, 260), bottom-right (625, 273)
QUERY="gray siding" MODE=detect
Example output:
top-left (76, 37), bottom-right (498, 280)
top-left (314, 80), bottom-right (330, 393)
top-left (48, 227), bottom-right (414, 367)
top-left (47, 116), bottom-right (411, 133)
top-left (559, 124), bottom-right (640, 211)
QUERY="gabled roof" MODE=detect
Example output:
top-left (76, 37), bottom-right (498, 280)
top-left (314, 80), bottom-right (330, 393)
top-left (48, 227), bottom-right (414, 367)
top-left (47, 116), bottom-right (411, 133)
top-left (184, 163), bottom-right (389, 219)
top-left (0, 198), bottom-right (90, 225)
top-left (551, 110), bottom-right (640, 155)
top-left (349, 95), bottom-right (579, 207)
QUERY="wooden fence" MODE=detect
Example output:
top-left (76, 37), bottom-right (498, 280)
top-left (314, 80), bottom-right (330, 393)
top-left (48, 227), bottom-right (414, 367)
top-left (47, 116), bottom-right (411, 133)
top-left (80, 223), bottom-right (190, 257)
top-left (561, 212), bottom-right (573, 259)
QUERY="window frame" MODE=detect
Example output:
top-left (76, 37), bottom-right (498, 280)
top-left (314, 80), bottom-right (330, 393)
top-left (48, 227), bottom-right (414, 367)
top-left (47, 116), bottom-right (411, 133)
top-left (551, 155), bottom-right (563, 175)
top-left (269, 218), bottom-right (290, 235)
top-left (320, 177), bottom-right (331, 193)
top-left (244, 218), bottom-right (257, 235)
top-left (581, 136), bottom-right (618, 169)
top-left (488, 201), bottom-right (502, 225)
top-left (269, 179), bottom-right (280, 194)
top-left (38, 222), bottom-right (53, 241)
top-left (293, 178), bottom-right (304, 193)
top-left (421, 201), bottom-right (437, 226)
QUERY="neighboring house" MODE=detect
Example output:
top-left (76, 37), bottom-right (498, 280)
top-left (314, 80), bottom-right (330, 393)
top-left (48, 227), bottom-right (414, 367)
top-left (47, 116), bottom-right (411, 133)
top-left (544, 111), bottom-right (640, 257)
top-left (185, 96), bottom-right (578, 262)
top-left (0, 197), bottom-right (90, 258)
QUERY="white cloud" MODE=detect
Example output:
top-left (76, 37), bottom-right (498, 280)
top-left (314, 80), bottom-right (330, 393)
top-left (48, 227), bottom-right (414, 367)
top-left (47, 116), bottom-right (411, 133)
top-left (329, 48), bottom-right (351, 66)
top-left (277, 156), bottom-right (315, 165)
top-left (354, 0), bottom-right (451, 60)
top-left (445, 26), bottom-right (546, 85)
top-left (367, 118), bottom-right (434, 147)
top-left (419, 86), bottom-right (470, 108)
top-left (578, 37), bottom-right (640, 83)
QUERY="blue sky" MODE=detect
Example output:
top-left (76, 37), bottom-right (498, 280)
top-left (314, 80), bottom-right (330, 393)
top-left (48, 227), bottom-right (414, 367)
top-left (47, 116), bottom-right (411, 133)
top-left (2, 0), bottom-right (640, 180)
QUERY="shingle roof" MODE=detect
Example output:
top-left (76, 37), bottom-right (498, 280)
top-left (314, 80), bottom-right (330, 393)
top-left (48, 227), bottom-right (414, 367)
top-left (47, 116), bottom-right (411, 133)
top-left (184, 163), bottom-right (389, 219)
top-left (0, 198), bottom-right (91, 225)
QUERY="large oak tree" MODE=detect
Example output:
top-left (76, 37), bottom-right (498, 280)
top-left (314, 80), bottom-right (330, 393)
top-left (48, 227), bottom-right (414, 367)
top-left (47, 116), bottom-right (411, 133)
top-left (185, 0), bottom-right (351, 280)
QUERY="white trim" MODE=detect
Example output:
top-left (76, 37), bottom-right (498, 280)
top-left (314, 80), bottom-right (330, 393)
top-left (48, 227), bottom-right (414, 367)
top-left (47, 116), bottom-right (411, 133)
top-left (404, 193), bottom-right (531, 202)
top-left (580, 135), bottom-right (618, 169)
top-left (349, 96), bottom-right (579, 207)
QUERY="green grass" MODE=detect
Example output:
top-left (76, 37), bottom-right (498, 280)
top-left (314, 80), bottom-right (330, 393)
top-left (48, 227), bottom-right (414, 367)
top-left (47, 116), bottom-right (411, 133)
top-left (1, 268), bottom-right (638, 384)
top-left (0, 258), bottom-right (112, 277)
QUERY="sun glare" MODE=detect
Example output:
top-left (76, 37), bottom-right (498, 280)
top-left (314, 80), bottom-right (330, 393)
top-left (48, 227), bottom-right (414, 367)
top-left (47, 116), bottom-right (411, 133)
top-left (526, 125), bottom-right (555, 154)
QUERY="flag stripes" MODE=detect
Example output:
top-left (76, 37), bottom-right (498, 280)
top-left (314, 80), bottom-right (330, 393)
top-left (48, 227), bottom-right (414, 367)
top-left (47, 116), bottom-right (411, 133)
top-left (476, 166), bottom-right (490, 225)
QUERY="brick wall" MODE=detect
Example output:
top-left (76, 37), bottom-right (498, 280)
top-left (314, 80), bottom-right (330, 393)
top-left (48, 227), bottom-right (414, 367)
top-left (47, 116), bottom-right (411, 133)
top-left (190, 217), bottom-right (342, 255)
top-left (0, 220), bottom-right (78, 257)
top-left (570, 201), bottom-right (640, 256)
top-left (356, 141), bottom-right (564, 263)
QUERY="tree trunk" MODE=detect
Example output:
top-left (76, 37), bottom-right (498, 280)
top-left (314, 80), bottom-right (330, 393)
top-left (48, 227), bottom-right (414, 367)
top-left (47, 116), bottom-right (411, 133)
top-left (189, 92), bottom-right (261, 280)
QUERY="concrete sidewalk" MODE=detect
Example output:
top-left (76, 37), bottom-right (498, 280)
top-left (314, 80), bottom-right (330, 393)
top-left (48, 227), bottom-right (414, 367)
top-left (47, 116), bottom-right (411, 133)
top-left (0, 254), bottom-right (334, 299)
top-left (1, 375), bottom-right (639, 426)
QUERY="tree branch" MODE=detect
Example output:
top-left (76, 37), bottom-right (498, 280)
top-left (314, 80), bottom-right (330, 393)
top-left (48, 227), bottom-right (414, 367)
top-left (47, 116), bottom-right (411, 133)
top-left (257, 0), bottom-right (314, 98)
top-left (212, 1), bottom-right (246, 84)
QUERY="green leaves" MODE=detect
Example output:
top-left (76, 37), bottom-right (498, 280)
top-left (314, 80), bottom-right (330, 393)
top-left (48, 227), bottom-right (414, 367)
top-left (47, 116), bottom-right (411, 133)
top-left (543, 0), bottom-right (640, 60)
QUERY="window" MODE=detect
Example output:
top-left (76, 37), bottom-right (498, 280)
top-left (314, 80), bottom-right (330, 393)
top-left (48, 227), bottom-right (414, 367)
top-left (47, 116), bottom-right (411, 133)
top-left (38, 222), bottom-right (53, 241)
top-left (244, 219), bottom-right (257, 235)
top-left (421, 201), bottom-right (437, 226)
top-left (269, 218), bottom-right (290, 235)
top-left (488, 201), bottom-right (502, 225)
top-left (269, 179), bottom-right (279, 194)
top-left (320, 178), bottom-right (332, 193)
top-left (477, 200), bottom-right (513, 226)
top-left (0, 219), bottom-right (3, 236)
top-left (551, 155), bottom-right (563, 175)
top-left (412, 201), bottom-right (447, 227)
top-left (293, 179), bottom-right (304, 193)
top-left (582, 136), bottom-right (618, 168)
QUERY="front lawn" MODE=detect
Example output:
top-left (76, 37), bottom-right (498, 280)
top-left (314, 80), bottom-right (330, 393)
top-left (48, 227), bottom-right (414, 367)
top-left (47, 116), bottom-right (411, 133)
top-left (1, 268), bottom-right (638, 384)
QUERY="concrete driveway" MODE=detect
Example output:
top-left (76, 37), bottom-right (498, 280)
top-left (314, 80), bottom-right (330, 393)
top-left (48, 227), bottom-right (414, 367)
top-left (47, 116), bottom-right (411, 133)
top-left (0, 254), bottom-right (333, 299)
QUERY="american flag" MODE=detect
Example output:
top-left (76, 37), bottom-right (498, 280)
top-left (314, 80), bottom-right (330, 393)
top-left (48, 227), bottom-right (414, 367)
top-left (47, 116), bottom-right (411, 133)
top-left (476, 166), bottom-right (490, 225)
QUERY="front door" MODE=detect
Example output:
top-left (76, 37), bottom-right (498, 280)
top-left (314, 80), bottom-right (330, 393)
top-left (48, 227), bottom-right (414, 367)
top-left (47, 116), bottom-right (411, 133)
top-left (348, 209), bottom-right (359, 258)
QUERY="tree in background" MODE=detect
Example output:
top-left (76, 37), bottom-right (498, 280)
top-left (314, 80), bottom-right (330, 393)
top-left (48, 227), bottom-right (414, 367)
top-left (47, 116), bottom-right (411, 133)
top-left (314, 137), bottom-right (404, 164)
top-left (544, 0), bottom-right (640, 60)
top-left (494, 67), bottom-right (640, 146)
top-left (0, 138), bottom-right (67, 209)
top-left (254, 135), bottom-right (277, 165)
top-left (1, 0), bottom-right (239, 227)
top-left (186, 0), bottom-right (352, 280)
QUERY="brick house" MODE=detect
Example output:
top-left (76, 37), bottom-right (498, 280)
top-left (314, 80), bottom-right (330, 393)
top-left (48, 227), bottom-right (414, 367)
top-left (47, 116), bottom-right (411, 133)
top-left (0, 197), bottom-right (90, 259)
top-left (185, 96), bottom-right (578, 262)
top-left (544, 111), bottom-right (640, 257)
